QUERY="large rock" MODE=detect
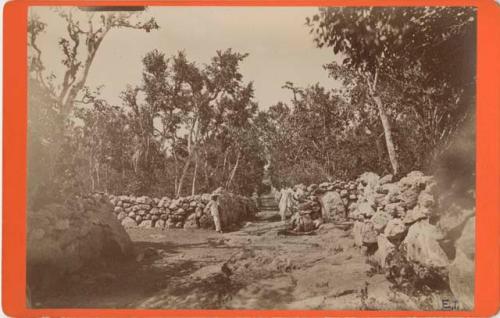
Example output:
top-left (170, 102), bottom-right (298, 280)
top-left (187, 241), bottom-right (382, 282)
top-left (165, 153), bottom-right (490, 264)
top-left (319, 191), bottom-right (346, 221)
top-left (357, 202), bottom-right (375, 218)
top-left (449, 249), bottom-right (474, 310)
top-left (437, 204), bottom-right (475, 235)
top-left (402, 220), bottom-right (448, 268)
top-left (447, 216), bottom-right (474, 310)
top-left (397, 171), bottom-right (434, 210)
top-left (353, 221), bottom-right (364, 247)
top-left (27, 198), bottom-right (133, 286)
top-left (199, 214), bottom-right (214, 229)
top-left (403, 206), bottom-right (429, 224)
top-left (117, 211), bottom-right (127, 221)
top-left (371, 211), bottom-right (392, 232)
top-left (384, 202), bottom-right (405, 218)
top-left (121, 217), bottom-right (137, 228)
top-left (384, 219), bottom-right (407, 242)
top-left (139, 220), bottom-right (153, 228)
top-left (379, 174), bottom-right (393, 185)
top-left (361, 221), bottom-right (378, 245)
top-left (358, 172), bottom-right (380, 188)
top-left (374, 235), bottom-right (395, 268)
top-left (155, 219), bottom-right (166, 229)
top-left (455, 217), bottom-right (475, 259)
top-left (183, 214), bottom-right (199, 229)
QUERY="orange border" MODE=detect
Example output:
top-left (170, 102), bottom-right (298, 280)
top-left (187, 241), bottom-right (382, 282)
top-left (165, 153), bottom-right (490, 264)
top-left (3, 0), bottom-right (499, 317)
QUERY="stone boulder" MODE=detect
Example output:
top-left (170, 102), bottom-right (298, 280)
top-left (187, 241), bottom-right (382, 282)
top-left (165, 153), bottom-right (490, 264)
top-left (402, 220), bottom-right (448, 268)
top-left (319, 191), bottom-right (346, 221)
top-left (384, 219), bottom-right (407, 242)
top-left (155, 219), bottom-right (166, 229)
top-left (27, 198), bottom-right (133, 288)
top-left (379, 174), bottom-right (393, 185)
top-left (358, 172), bottom-right (380, 188)
top-left (199, 214), bottom-right (214, 229)
top-left (403, 206), bottom-right (429, 224)
top-left (361, 221), bottom-right (378, 245)
top-left (397, 171), bottom-right (434, 210)
top-left (437, 204), bottom-right (475, 235)
top-left (448, 217), bottom-right (475, 310)
top-left (371, 211), bottom-right (392, 232)
top-left (353, 221), bottom-right (364, 247)
top-left (139, 220), bottom-right (153, 228)
top-left (121, 217), bottom-right (137, 228)
top-left (374, 235), bottom-right (395, 268)
top-left (117, 211), bottom-right (127, 221)
top-left (183, 214), bottom-right (199, 229)
top-left (357, 202), bottom-right (375, 218)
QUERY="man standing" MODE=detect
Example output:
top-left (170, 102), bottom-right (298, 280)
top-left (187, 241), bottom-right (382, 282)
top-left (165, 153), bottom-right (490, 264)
top-left (208, 194), bottom-right (223, 233)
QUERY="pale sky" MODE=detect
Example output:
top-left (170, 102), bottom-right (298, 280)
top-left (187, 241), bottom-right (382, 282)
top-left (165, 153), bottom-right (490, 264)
top-left (32, 6), bottom-right (342, 109)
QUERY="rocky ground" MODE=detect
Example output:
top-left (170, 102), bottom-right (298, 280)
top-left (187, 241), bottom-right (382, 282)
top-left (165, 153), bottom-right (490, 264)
top-left (31, 210), bottom-right (457, 310)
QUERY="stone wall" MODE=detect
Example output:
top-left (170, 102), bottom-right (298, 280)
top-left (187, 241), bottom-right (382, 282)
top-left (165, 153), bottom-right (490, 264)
top-left (108, 190), bottom-right (258, 230)
top-left (290, 171), bottom-right (475, 309)
top-left (287, 180), bottom-right (360, 222)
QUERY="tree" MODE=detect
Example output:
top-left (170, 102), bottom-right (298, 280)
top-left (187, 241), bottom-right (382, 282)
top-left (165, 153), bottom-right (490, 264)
top-left (114, 49), bottom-right (261, 197)
top-left (307, 7), bottom-right (476, 176)
top-left (27, 8), bottom-right (159, 205)
top-left (29, 8), bottom-right (159, 122)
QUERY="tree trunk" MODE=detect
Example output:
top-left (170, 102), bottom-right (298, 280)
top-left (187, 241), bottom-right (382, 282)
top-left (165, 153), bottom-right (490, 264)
top-left (203, 147), bottom-right (210, 191)
top-left (172, 151), bottom-right (178, 196)
top-left (176, 156), bottom-right (191, 198)
top-left (226, 150), bottom-right (241, 190)
top-left (372, 95), bottom-right (399, 176)
top-left (375, 132), bottom-right (385, 171)
top-left (191, 154), bottom-right (198, 196)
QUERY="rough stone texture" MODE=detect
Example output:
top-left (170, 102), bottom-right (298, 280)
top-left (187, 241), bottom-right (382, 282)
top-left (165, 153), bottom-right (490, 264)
top-left (403, 220), bottom-right (448, 268)
top-left (291, 170), bottom-right (474, 305)
top-left (352, 221), bottom-right (364, 247)
top-left (384, 219), bottom-right (407, 242)
top-left (449, 249), bottom-right (474, 310)
top-left (403, 206), bottom-right (429, 224)
top-left (379, 174), bottom-right (393, 185)
top-left (183, 214), bottom-right (199, 229)
top-left (358, 172), bottom-right (380, 188)
top-left (374, 235), bottom-right (395, 268)
top-left (108, 191), bottom-right (256, 231)
top-left (138, 220), bottom-right (153, 228)
top-left (319, 191), bottom-right (346, 221)
top-left (199, 214), bottom-right (214, 229)
top-left (371, 211), bottom-right (392, 232)
top-left (155, 219), bottom-right (166, 229)
top-left (455, 217), bottom-right (475, 259)
top-left (121, 217), bottom-right (137, 228)
top-left (361, 221), bottom-right (378, 245)
top-left (447, 216), bottom-right (475, 310)
top-left (357, 202), bottom-right (375, 218)
top-left (27, 197), bottom-right (133, 283)
top-left (437, 204), bottom-right (475, 234)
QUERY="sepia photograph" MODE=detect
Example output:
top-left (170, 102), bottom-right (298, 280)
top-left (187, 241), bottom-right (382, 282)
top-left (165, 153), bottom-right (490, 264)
top-left (26, 6), bottom-right (476, 310)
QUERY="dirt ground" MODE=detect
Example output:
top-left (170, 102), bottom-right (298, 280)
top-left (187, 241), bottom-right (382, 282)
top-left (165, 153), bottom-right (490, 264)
top-left (33, 211), bottom-right (452, 310)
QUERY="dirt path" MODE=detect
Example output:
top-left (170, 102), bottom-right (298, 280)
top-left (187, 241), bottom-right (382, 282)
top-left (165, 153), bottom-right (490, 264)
top-left (34, 211), bottom-right (448, 310)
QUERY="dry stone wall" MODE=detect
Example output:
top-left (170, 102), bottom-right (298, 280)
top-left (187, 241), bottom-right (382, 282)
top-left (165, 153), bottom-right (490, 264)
top-left (108, 190), bottom-right (258, 231)
top-left (284, 180), bottom-right (361, 222)
top-left (291, 171), bottom-right (475, 310)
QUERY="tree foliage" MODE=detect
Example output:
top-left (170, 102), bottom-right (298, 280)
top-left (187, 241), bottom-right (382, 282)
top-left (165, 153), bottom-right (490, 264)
top-left (27, 7), bottom-right (476, 206)
top-left (303, 6), bottom-right (476, 177)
